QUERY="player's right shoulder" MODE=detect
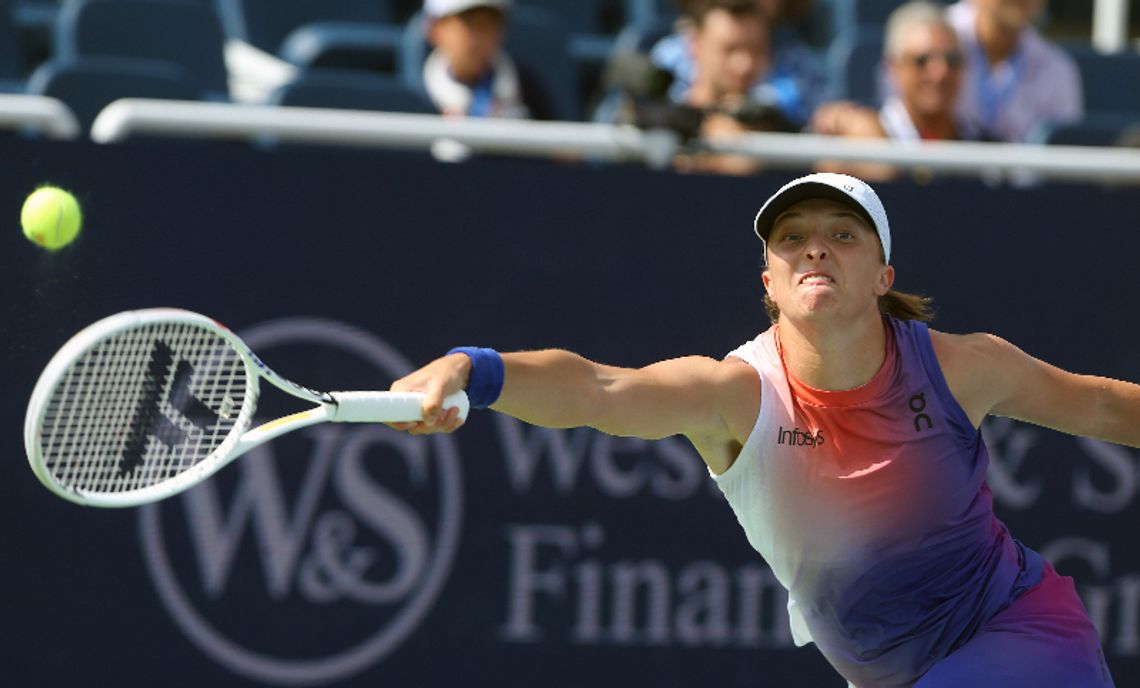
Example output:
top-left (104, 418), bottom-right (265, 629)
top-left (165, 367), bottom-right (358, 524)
top-left (658, 354), bottom-right (758, 395)
top-left (718, 354), bottom-right (761, 389)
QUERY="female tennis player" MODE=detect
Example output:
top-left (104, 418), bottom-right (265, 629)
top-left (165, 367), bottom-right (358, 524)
top-left (389, 173), bottom-right (1132, 687)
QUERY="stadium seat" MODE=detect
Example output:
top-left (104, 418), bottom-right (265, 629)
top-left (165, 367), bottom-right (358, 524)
top-left (54, 0), bottom-right (229, 97)
top-left (26, 57), bottom-right (202, 131)
top-left (11, 1), bottom-right (63, 72)
top-left (1026, 113), bottom-right (1140, 147)
top-left (0, 3), bottom-right (24, 91)
top-left (12, 0), bottom-right (61, 31)
top-left (215, 0), bottom-right (403, 72)
top-left (269, 69), bottom-right (434, 114)
top-left (276, 23), bottom-right (404, 73)
top-left (1062, 43), bottom-right (1140, 117)
top-left (517, 0), bottom-right (629, 104)
top-left (400, 7), bottom-right (581, 121)
top-left (823, 0), bottom-right (951, 33)
top-left (611, 12), bottom-right (675, 56)
top-left (626, 0), bottom-right (675, 26)
top-left (825, 24), bottom-right (886, 105)
top-left (812, 0), bottom-right (957, 50)
top-left (518, 0), bottom-right (626, 60)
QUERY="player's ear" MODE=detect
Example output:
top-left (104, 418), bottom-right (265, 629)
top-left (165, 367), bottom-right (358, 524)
top-left (875, 265), bottom-right (895, 296)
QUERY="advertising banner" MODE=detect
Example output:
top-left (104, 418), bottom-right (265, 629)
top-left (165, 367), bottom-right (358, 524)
top-left (3, 136), bottom-right (1138, 686)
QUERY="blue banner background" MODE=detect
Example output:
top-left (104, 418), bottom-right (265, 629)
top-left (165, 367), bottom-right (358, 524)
top-left (3, 135), bottom-right (1139, 687)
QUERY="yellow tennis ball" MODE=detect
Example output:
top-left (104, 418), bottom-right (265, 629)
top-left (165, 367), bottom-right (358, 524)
top-left (22, 186), bottom-right (83, 250)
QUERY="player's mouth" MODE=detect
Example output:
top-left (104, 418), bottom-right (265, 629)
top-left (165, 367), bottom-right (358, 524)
top-left (799, 272), bottom-right (835, 286)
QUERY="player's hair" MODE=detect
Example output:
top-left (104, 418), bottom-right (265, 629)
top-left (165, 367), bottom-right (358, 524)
top-left (763, 289), bottom-right (934, 323)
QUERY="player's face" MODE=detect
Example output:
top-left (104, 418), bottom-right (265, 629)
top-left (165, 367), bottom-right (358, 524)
top-left (428, 7), bottom-right (507, 83)
top-left (690, 8), bottom-right (770, 100)
top-left (763, 199), bottom-right (894, 322)
top-left (890, 24), bottom-right (963, 119)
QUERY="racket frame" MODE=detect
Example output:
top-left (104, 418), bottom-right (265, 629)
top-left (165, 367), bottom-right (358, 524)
top-left (25, 308), bottom-right (466, 507)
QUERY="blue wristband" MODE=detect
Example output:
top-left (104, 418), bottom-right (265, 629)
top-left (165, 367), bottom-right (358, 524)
top-left (447, 347), bottom-right (504, 409)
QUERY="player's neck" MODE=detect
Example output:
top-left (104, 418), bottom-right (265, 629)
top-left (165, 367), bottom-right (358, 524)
top-left (777, 312), bottom-right (887, 391)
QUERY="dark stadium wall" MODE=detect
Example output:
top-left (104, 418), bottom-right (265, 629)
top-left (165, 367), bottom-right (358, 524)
top-left (4, 135), bottom-right (1139, 687)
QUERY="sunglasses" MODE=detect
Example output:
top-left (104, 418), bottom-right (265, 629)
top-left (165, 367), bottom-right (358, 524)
top-left (906, 51), bottom-right (964, 69)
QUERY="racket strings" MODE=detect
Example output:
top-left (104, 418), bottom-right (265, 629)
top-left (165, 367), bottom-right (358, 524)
top-left (39, 322), bottom-right (250, 495)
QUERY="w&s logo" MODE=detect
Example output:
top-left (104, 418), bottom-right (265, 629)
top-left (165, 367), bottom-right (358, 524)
top-left (137, 318), bottom-right (463, 685)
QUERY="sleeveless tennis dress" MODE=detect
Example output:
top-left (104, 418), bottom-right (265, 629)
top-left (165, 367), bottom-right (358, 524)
top-left (716, 317), bottom-right (1113, 687)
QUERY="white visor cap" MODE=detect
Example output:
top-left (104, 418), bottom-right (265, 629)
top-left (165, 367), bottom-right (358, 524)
top-left (753, 173), bottom-right (891, 264)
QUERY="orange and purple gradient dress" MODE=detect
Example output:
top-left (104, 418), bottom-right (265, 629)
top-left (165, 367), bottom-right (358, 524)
top-left (717, 317), bottom-right (1112, 687)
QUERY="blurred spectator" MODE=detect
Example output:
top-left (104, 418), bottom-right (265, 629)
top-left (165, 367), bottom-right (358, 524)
top-left (422, 0), bottom-right (555, 119)
top-left (946, 0), bottom-right (1082, 142)
top-left (667, 0), bottom-right (789, 174)
top-left (815, 2), bottom-right (983, 142)
top-left (879, 4), bottom-right (982, 142)
top-left (651, 0), bottom-right (825, 129)
top-left (812, 2), bottom-right (984, 180)
top-left (683, 0), bottom-right (769, 110)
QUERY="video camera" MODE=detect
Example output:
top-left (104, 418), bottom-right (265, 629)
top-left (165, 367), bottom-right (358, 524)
top-left (603, 52), bottom-right (796, 141)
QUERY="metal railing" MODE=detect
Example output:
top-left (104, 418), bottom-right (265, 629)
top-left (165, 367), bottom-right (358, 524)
top-left (89, 98), bottom-right (675, 165)
top-left (0, 94), bottom-right (81, 139)
top-left (4, 94), bottom-right (1139, 184)
top-left (698, 133), bottom-right (1140, 184)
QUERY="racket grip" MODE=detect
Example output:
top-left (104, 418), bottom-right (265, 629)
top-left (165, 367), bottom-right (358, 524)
top-left (330, 390), bottom-right (470, 423)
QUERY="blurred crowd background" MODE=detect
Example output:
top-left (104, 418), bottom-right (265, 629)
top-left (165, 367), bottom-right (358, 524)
top-left (2, 0), bottom-right (1140, 176)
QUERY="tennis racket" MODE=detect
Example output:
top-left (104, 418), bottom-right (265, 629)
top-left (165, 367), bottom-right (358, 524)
top-left (24, 308), bottom-right (468, 508)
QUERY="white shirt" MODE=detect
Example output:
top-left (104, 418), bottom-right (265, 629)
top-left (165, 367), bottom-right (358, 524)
top-left (878, 95), bottom-right (985, 142)
top-left (946, 1), bottom-right (1082, 142)
top-left (422, 49), bottom-right (530, 119)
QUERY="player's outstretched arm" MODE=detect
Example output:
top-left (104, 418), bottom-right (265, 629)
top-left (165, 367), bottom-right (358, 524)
top-left (389, 349), bottom-right (758, 471)
top-left (935, 331), bottom-right (1140, 447)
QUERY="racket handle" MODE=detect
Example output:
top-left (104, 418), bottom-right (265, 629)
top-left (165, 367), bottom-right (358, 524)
top-left (330, 390), bottom-right (470, 423)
